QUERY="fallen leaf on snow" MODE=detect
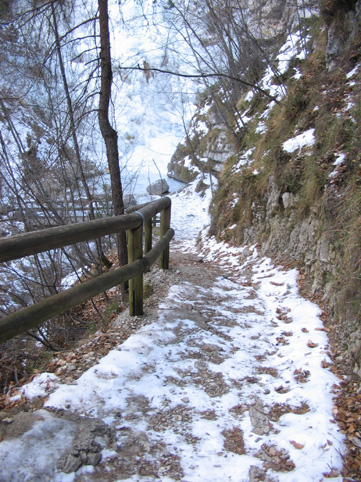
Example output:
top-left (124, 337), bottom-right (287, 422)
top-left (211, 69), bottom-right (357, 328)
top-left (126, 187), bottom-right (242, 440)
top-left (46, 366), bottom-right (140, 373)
top-left (323, 468), bottom-right (340, 478)
top-left (293, 368), bottom-right (311, 383)
top-left (321, 359), bottom-right (332, 368)
top-left (307, 340), bottom-right (318, 348)
top-left (290, 440), bottom-right (305, 450)
top-left (275, 385), bottom-right (291, 394)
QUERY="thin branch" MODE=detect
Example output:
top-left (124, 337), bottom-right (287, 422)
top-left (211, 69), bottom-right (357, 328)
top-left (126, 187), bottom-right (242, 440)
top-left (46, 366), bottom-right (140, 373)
top-left (71, 46), bottom-right (99, 62)
top-left (117, 64), bottom-right (279, 103)
top-left (25, 328), bottom-right (58, 351)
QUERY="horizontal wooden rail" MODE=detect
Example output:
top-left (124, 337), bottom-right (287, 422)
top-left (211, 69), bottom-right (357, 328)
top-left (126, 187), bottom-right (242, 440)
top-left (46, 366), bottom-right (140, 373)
top-left (0, 196), bottom-right (171, 263)
top-left (0, 197), bottom-right (173, 344)
top-left (0, 228), bottom-right (174, 344)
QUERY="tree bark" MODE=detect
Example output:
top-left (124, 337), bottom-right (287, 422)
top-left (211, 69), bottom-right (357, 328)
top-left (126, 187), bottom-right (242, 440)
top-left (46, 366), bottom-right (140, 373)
top-left (98, 0), bottom-right (127, 268)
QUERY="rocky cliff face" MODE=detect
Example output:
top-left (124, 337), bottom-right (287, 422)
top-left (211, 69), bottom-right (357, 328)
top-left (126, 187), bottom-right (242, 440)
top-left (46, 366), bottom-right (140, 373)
top-left (169, 0), bottom-right (361, 376)
top-left (167, 0), bottom-right (319, 185)
top-left (167, 101), bottom-right (237, 183)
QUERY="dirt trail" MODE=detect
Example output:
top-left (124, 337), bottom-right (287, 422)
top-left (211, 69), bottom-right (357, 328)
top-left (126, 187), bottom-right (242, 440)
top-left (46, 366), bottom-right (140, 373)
top-left (0, 242), bottom-right (344, 482)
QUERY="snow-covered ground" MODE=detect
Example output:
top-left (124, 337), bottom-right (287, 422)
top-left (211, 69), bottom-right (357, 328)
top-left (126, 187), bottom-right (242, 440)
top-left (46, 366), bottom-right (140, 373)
top-left (0, 175), bottom-right (345, 482)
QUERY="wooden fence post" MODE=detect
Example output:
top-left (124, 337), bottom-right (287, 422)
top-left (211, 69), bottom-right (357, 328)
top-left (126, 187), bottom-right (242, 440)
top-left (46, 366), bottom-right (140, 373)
top-left (144, 217), bottom-right (152, 254)
top-left (128, 222), bottom-right (144, 315)
top-left (159, 205), bottom-right (171, 270)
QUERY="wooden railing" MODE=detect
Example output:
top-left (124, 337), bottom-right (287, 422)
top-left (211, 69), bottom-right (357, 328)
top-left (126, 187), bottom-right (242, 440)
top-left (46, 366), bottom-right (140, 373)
top-left (0, 197), bottom-right (174, 344)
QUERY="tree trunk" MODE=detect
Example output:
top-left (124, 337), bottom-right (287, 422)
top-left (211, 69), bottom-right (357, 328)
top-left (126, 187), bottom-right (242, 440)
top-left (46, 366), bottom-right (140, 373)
top-left (98, 0), bottom-right (128, 268)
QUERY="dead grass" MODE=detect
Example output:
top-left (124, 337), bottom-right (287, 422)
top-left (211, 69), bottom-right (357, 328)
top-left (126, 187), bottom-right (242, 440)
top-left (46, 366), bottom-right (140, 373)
top-left (210, 12), bottom-right (361, 369)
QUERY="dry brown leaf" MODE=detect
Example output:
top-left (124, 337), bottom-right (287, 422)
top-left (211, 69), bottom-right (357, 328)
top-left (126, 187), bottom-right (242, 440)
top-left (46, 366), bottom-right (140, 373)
top-left (301, 328), bottom-right (309, 333)
top-left (323, 468), bottom-right (340, 477)
top-left (290, 440), bottom-right (305, 450)
top-left (275, 385), bottom-right (291, 394)
top-left (307, 340), bottom-right (318, 348)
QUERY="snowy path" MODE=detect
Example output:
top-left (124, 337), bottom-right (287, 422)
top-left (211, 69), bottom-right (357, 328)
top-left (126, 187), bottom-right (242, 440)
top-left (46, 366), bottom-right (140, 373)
top-left (0, 179), bottom-right (344, 481)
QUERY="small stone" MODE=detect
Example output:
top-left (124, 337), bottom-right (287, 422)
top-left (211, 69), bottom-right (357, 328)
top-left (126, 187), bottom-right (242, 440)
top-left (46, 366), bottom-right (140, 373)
top-left (86, 452), bottom-right (102, 466)
top-left (58, 454), bottom-right (82, 473)
top-left (249, 402), bottom-right (270, 435)
top-left (79, 451), bottom-right (88, 463)
top-left (248, 465), bottom-right (267, 482)
top-left (2, 417), bottom-right (14, 424)
top-left (181, 397), bottom-right (190, 403)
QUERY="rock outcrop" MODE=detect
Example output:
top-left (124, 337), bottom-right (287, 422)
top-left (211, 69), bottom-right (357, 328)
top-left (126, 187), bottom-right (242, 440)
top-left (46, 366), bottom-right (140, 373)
top-left (146, 179), bottom-right (169, 196)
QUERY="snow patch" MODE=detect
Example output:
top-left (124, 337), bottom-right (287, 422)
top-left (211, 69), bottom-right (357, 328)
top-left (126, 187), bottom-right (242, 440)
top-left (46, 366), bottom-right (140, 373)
top-left (283, 128), bottom-right (315, 153)
top-left (328, 153), bottom-right (346, 179)
top-left (260, 31), bottom-right (309, 101)
top-left (232, 148), bottom-right (255, 173)
top-left (346, 65), bottom-right (359, 79)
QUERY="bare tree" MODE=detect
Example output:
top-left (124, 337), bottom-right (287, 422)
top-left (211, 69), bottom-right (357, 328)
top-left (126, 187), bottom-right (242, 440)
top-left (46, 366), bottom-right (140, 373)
top-left (0, 1), bottom-right (108, 321)
top-left (98, 0), bottom-right (127, 268)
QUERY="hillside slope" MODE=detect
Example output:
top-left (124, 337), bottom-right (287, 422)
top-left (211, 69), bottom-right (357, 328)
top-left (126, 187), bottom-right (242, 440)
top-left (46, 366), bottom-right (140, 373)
top-left (169, 1), bottom-right (361, 377)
